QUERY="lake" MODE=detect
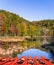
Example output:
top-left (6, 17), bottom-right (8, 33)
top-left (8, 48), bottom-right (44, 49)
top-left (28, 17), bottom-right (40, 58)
top-left (17, 49), bottom-right (54, 60)
top-left (0, 37), bottom-right (54, 60)
top-left (17, 38), bottom-right (54, 60)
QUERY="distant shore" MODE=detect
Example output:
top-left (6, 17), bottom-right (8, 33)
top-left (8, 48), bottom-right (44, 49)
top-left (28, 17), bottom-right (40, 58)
top-left (0, 36), bottom-right (51, 42)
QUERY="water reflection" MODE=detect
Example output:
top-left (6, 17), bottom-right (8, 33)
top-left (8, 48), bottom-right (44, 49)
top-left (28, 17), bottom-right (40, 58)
top-left (0, 38), bottom-right (52, 58)
top-left (17, 49), bottom-right (54, 60)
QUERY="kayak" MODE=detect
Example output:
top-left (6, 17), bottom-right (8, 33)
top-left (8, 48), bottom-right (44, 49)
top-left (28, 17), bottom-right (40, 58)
top-left (34, 56), bottom-right (45, 65)
top-left (41, 56), bottom-right (54, 65)
top-left (4, 57), bottom-right (18, 65)
top-left (0, 56), bottom-right (54, 65)
top-left (17, 56), bottom-right (27, 65)
top-left (0, 57), bottom-right (10, 65)
top-left (27, 56), bottom-right (34, 65)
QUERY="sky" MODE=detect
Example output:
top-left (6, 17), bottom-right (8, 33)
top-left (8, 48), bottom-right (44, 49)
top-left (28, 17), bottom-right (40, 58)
top-left (0, 0), bottom-right (54, 21)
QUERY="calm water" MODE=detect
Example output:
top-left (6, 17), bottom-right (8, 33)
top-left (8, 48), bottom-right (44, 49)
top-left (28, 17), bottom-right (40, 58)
top-left (0, 37), bottom-right (54, 60)
top-left (17, 38), bottom-right (54, 60)
top-left (17, 49), bottom-right (54, 60)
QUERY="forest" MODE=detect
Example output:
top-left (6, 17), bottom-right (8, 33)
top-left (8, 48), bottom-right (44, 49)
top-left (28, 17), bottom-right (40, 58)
top-left (0, 10), bottom-right (54, 36)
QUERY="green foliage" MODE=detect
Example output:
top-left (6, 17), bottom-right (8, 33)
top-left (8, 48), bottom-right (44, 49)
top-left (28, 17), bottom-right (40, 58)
top-left (5, 42), bottom-right (9, 50)
top-left (12, 51), bottom-right (18, 58)
top-left (0, 10), bottom-right (54, 36)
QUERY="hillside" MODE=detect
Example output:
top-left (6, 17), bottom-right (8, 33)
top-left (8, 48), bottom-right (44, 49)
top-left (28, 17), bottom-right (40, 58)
top-left (0, 10), bottom-right (54, 36)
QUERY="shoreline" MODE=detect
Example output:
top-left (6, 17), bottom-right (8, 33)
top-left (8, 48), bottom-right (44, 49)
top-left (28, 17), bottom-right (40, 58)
top-left (0, 36), bottom-right (51, 42)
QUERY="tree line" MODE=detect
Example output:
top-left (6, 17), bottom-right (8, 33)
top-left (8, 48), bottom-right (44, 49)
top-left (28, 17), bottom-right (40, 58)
top-left (0, 10), bottom-right (54, 36)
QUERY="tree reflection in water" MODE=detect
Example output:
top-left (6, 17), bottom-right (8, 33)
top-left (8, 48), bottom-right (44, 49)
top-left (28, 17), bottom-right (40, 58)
top-left (0, 38), bottom-right (51, 58)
